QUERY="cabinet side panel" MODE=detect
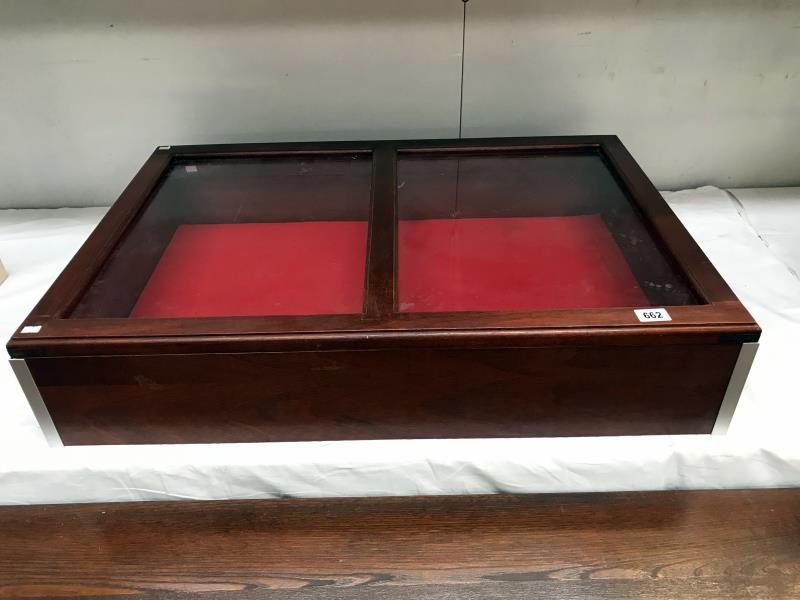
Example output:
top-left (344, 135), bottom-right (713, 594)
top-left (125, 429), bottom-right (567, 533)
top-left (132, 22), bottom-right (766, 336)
top-left (27, 345), bottom-right (740, 445)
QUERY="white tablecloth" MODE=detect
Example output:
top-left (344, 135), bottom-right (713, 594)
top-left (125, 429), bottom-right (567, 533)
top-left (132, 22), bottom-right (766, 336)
top-left (1, 186), bottom-right (799, 505)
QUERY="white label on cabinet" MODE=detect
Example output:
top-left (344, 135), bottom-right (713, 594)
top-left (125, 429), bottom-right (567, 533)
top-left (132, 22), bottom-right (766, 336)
top-left (20, 325), bottom-right (42, 334)
top-left (634, 308), bottom-right (672, 323)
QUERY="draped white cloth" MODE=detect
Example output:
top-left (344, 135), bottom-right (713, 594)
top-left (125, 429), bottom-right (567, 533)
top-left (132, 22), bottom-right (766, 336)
top-left (1, 186), bottom-right (798, 505)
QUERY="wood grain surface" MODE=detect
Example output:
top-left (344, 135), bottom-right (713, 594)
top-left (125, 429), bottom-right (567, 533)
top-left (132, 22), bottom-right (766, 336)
top-left (1, 489), bottom-right (799, 599)
top-left (27, 343), bottom-right (739, 444)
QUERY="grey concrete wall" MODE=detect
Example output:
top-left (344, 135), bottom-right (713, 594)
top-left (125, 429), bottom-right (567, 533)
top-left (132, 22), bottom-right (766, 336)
top-left (0, 0), bottom-right (798, 207)
top-left (0, 1), bottom-right (463, 208)
top-left (462, 0), bottom-right (800, 191)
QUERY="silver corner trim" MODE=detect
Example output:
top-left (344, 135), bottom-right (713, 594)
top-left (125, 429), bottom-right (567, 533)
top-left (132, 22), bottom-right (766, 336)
top-left (712, 342), bottom-right (759, 435)
top-left (9, 359), bottom-right (63, 448)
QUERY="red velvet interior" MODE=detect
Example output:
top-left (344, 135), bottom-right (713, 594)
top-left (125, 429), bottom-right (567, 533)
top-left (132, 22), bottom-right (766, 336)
top-left (398, 215), bottom-right (648, 312)
top-left (131, 222), bottom-right (368, 318)
top-left (132, 216), bottom-right (647, 319)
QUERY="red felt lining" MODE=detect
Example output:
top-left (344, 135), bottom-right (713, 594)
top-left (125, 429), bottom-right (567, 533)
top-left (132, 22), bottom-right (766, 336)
top-left (398, 215), bottom-right (648, 312)
top-left (131, 222), bottom-right (368, 318)
top-left (131, 216), bottom-right (647, 319)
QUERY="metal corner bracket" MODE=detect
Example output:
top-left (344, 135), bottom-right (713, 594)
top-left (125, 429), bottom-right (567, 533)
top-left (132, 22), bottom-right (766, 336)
top-left (712, 342), bottom-right (759, 435)
top-left (9, 358), bottom-right (63, 447)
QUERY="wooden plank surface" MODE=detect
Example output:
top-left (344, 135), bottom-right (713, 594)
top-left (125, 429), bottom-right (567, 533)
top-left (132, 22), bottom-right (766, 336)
top-left (1, 490), bottom-right (799, 599)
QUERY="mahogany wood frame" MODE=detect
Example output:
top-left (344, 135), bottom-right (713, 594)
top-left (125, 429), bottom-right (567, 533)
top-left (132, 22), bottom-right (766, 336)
top-left (8, 136), bottom-right (758, 359)
top-left (5, 136), bottom-right (760, 444)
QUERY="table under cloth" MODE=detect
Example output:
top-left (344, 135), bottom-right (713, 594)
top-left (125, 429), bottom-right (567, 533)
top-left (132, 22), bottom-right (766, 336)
top-left (0, 186), bottom-right (798, 504)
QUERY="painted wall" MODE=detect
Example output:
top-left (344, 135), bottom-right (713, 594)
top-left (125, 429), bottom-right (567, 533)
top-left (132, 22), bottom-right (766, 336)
top-left (0, 1), bottom-right (463, 208)
top-left (0, 0), bottom-right (798, 207)
top-left (463, 0), bottom-right (800, 191)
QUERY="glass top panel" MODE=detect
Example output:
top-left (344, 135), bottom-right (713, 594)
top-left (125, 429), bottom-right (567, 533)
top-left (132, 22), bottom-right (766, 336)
top-left (71, 153), bottom-right (372, 318)
top-left (397, 150), bottom-right (700, 313)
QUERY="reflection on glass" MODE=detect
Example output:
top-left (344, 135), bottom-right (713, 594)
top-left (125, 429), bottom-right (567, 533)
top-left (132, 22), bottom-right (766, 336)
top-left (397, 151), bottom-right (699, 313)
top-left (71, 154), bottom-right (372, 318)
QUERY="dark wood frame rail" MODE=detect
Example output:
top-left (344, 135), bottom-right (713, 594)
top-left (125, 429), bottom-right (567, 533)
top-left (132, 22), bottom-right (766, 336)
top-left (1, 489), bottom-right (798, 599)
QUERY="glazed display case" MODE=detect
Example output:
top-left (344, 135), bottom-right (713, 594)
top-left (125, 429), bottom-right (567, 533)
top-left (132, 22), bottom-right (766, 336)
top-left (7, 137), bottom-right (759, 445)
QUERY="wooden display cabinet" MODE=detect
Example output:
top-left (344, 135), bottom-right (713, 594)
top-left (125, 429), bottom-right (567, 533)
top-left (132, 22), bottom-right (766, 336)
top-left (7, 137), bottom-right (760, 445)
